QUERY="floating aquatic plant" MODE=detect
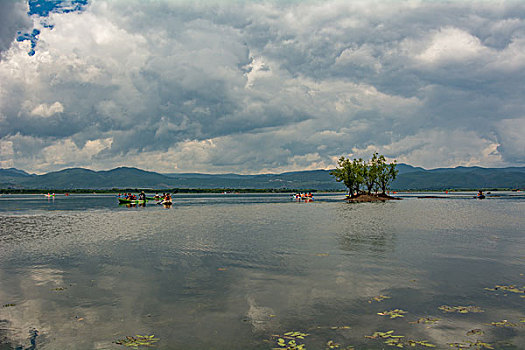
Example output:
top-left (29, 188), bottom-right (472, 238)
top-left (486, 320), bottom-right (519, 327)
top-left (114, 334), bottom-right (159, 348)
top-left (377, 309), bottom-right (408, 319)
top-left (2, 303), bottom-right (16, 307)
top-left (326, 340), bottom-right (340, 349)
top-left (329, 326), bottom-right (351, 330)
top-left (365, 330), bottom-right (435, 348)
top-left (283, 331), bottom-right (309, 339)
top-left (438, 305), bottom-right (484, 313)
top-left (448, 341), bottom-right (494, 349)
top-left (365, 330), bottom-right (404, 339)
top-left (410, 317), bottom-right (440, 324)
top-left (384, 337), bottom-right (404, 347)
top-left (484, 285), bottom-right (525, 294)
top-left (407, 340), bottom-right (436, 347)
top-left (466, 329), bottom-right (484, 336)
top-left (369, 295), bottom-right (390, 303)
top-left (273, 331), bottom-right (309, 350)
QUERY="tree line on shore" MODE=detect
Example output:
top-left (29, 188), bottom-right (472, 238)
top-left (330, 153), bottom-right (398, 198)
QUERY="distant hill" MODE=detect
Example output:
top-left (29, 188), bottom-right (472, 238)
top-left (391, 166), bottom-right (525, 190)
top-left (0, 165), bottom-right (523, 190)
top-left (0, 168), bottom-right (32, 177)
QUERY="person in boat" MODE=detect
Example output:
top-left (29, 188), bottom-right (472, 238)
top-left (477, 190), bottom-right (484, 197)
top-left (139, 191), bottom-right (146, 201)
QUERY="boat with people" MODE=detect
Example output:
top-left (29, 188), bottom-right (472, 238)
top-left (159, 193), bottom-right (173, 205)
top-left (118, 198), bottom-right (148, 205)
top-left (292, 192), bottom-right (314, 201)
top-left (118, 191), bottom-right (149, 205)
top-left (117, 192), bottom-right (173, 206)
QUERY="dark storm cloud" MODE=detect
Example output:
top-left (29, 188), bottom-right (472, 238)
top-left (0, 0), bottom-right (524, 173)
top-left (0, 0), bottom-right (32, 54)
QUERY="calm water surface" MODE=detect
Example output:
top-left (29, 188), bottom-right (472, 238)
top-left (0, 193), bottom-right (524, 349)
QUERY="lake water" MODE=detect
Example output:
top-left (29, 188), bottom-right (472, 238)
top-left (0, 192), bottom-right (524, 349)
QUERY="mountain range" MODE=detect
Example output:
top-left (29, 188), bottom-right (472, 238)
top-left (0, 164), bottom-right (524, 191)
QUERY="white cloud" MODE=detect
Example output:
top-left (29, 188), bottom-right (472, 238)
top-left (495, 118), bottom-right (525, 163)
top-left (34, 137), bottom-right (113, 172)
top-left (0, 139), bottom-right (14, 168)
top-left (335, 44), bottom-right (381, 72)
top-left (417, 27), bottom-right (487, 65)
top-left (30, 101), bottom-right (64, 117)
top-left (370, 129), bottom-right (505, 169)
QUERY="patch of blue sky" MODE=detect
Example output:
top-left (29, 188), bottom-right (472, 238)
top-left (28, 0), bottom-right (88, 17)
top-left (17, 0), bottom-right (88, 56)
top-left (16, 29), bottom-right (40, 56)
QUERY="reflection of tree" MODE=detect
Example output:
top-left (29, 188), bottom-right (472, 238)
top-left (335, 205), bottom-right (396, 253)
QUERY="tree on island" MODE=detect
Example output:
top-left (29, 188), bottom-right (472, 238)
top-left (330, 153), bottom-right (398, 198)
top-left (376, 154), bottom-right (399, 195)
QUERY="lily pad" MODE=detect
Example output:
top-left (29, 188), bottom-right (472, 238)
top-left (484, 285), bottom-right (525, 294)
top-left (365, 330), bottom-right (403, 339)
top-left (114, 334), bottom-right (159, 348)
top-left (448, 341), bottom-right (494, 349)
top-left (329, 326), bottom-right (351, 330)
top-left (326, 340), bottom-right (340, 349)
top-left (366, 331), bottom-right (434, 348)
top-left (438, 305), bottom-right (483, 313)
top-left (368, 295), bottom-right (390, 303)
top-left (410, 317), bottom-right (440, 325)
top-left (273, 331), bottom-right (309, 350)
top-left (466, 329), bottom-right (484, 336)
top-left (377, 309), bottom-right (408, 319)
top-left (407, 339), bottom-right (436, 347)
top-left (486, 320), bottom-right (518, 327)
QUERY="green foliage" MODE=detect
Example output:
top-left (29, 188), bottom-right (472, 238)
top-left (377, 155), bottom-right (399, 194)
top-left (364, 153), bottom-right (381, 194)
top-left (330, 153), bottom-right (398, 196)
top-left (330, 157), bottom-right (362, 197)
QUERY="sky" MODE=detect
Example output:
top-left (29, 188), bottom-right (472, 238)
top-left (0, 0), bottom-right (524, 174)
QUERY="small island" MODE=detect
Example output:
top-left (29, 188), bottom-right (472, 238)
top-left (330, 152), bottom-right (400, 202)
